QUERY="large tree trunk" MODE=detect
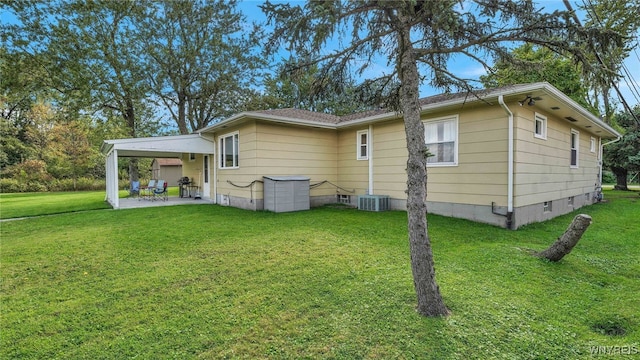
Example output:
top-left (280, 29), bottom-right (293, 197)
top-left (125, 97), bottom-right (140, 182)
top-left (397, 17), bottom-right (448, 317)
top-left (537, 214), bottom-right (592, 262)
top-left (611, 166), bottom-right (628, 190)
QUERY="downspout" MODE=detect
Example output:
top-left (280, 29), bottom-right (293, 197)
top-left (368, 124), bottom-right (374, 195)
top-left (498, 95), bottom-right (514, 229)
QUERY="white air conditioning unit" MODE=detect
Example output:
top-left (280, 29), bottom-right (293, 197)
top-left (358, 195), bottom-right (390, 212)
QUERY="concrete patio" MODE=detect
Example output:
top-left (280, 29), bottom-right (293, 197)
top-left (117, 196), bottom-right (215, 209)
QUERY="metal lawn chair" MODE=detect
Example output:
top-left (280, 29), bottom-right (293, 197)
top-left (140, 179), bottom-right (156, 200)
top-left (153, 180), bottom-right (168, 201)
top-left (128, 180), bottom-right (140, 198)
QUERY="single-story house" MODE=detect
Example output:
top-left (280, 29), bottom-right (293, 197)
top-left (151, 158), bottom-right (183, 186)
top-left (101, 82), bottom-right (621, 229)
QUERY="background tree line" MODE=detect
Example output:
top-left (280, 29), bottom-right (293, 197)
top-left (1, 0), bottom-right (639, 193)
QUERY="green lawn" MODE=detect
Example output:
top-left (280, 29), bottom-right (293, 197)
top-left (0, 191), bottom-right (112, 219)
top-left (1, 190), bottom-right (638, 359)
top-left (0, 188), bottom-right (180, 220)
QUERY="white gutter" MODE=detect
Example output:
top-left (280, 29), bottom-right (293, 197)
top-left (368, 124), bottom-right (374, 194)
top-left (498, 95), bottom-right (514, 226)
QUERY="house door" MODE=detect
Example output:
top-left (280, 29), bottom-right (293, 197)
top-left (203, 155), bottom-right (211, 198)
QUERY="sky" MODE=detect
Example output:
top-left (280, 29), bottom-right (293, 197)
top-left (238, 0), bottom-right (640, 109)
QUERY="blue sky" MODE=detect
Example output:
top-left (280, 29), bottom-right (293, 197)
top-left (238, 0), bottom-right (640, 108)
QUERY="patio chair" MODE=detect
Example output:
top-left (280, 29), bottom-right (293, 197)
top-left (153, 180), bottom-right (168, 201)
top-left (139, 179), bottom-right (156, 200)
top-left (128, 180), bottom-right (140, 198)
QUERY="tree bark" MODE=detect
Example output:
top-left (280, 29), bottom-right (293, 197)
top-left (537, 214), bottom-right (592, 262)
top-left (611, 166), bottom-right (628, 190)
top-left (397, 14), bottom-right (448, 317)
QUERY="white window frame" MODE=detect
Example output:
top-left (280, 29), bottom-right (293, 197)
top-left (543, 201), bottom-right (552, 213)
top-left (590, 137), bottom-right (596, 153)
top-left (570, 129), bottom-right (579, 168)
top-left (534, 112), bottom-right (547, 139)
top-left (189, 153), bottom-right (196, 162)
top-left (356, 129), bottom-right (369, 160)
top-left (218, 131), bottom-right (239, 169)
top-left (424, 115), bottom-right (459, 167)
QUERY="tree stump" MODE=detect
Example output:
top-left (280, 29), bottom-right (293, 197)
top-left (537, 214), bottom-right (592, 262)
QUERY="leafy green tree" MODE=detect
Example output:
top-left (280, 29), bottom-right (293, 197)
top-left (578, 0), bottom-right (640, 122)
top-left (258, 62), bottom-right (371, 115)
top-left (480, 43), bottom-right (593, 111)
top-left (137, 0), bottom-right (266, 133)
top-left (262, 0), bottom-right (623, 317)
top-left (4, 0), bottom-right (157, 181)
top-left (603, 106), bottom-right (640, 190)
top-left (45, 120), bottom-right (98, 189)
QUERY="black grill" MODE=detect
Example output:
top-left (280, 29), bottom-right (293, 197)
top-left (178, 177), bottom-right (192, 198)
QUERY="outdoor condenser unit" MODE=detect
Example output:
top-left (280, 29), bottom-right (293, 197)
top-left (357, 195), bottom-right (390, 212)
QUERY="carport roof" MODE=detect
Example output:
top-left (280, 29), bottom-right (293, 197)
top-left (101, 134), bottom-right (215, 158)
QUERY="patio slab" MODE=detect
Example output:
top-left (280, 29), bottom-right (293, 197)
top-left (117, 196), bottom-right (214, 209)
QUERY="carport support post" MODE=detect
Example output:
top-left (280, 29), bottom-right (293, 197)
top-left (105, 148), bottom-right (120, 209)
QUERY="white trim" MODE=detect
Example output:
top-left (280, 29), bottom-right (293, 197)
top-left (218, 131), bottom-right (239, 169)
top-left (356, 129), bottom-right (369, 160)
top-left (424, 115), bottom-right (459, 167)
top-left (534, 112), bottom-right (547, 140)
top-left (570, 129), bottom-right (579, 168)
top-left (590, 137), bottom-right (596, 153)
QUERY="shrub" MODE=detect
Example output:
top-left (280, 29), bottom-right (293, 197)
top-left (602, 170), bottom-right (616, 184)
top-left (0, 178), bottom-right (25, 193)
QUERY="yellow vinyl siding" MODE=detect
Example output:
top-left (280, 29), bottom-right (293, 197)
top-left (254, 122), bottom-right (337, 198)
top-left (370, 121), bottom-right (407, 199)
top-left (513, 108), bottom-right (600, 207)
top-left (337, 128), bottom-right (369, 195)
top-left (427, 107), bottom-right (508, 205)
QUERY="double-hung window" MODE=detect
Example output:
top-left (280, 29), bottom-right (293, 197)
top-left (424, 116), bottom-right (458, 166)
top-left (356, 130), bottom-right (368, 160)
top-left (219, 132), bottom-right (239, 169)
top-left (570, 129), bottom-right (579, 168)
top-left (534, 113), bottom-right (547, 139)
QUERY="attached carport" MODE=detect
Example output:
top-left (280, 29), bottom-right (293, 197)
top-left (101, 134), bottom-right (216, 209)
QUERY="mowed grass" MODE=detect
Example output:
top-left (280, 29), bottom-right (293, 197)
top-left (1, 190), bottom-right (638, 359)
top-left (0, 191), bottom-right (112, 219)
top-left (0, 188), bottom-right (180, 220)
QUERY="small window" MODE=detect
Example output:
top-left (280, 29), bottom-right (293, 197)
top-left (189, 153), bottom-right (196, 162)
top-left (590, 137), bottom-right (596, 153)
top-left (543, 201), bottom-right (552, 213)
top-left (534, 113), bottom-right (547, 139)
top-left (424, 116), bottom-right (458, 166)
top-left (356, 130), bottom-right (368, 160)
top-left (570, 129), bottom-right (579, 168)
top-left (585, 193), bottom-right (590, 202)
top-left (219, 132), bottom-right (239, 169)
top-left (337, 194), bottom-right (351, 204)
top-left (568, 196), bottom-right (574, 207)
